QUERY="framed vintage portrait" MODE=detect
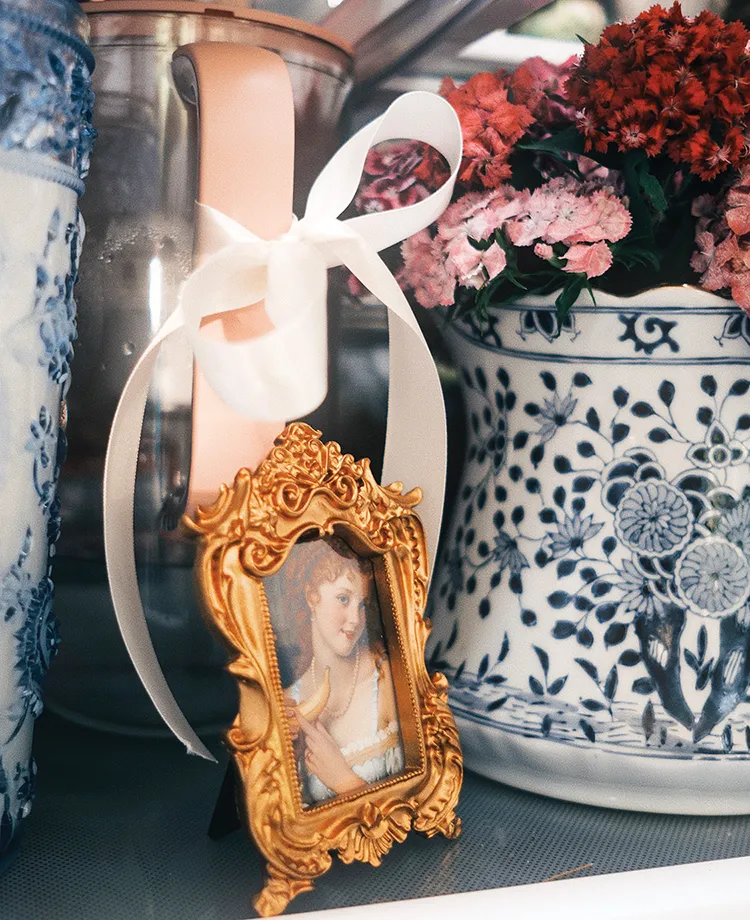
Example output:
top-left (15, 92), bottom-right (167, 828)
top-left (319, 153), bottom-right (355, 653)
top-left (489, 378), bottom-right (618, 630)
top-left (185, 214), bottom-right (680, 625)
top-left (186, 423), bottom-right (463, 916)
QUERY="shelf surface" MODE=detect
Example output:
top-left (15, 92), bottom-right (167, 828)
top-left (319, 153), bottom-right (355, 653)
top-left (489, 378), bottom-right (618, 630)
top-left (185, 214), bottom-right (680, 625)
top-left (3, 714), bottom-right (750, 919)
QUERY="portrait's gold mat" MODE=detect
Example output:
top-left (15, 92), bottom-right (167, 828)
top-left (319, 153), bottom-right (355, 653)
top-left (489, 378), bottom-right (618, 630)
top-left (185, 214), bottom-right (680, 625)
top-left (185, 423), bottom-right (463, 916)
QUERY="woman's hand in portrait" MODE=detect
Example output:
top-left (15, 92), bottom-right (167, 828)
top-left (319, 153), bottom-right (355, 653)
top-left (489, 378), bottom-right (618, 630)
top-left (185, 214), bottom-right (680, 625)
top-left (297, 712), bottom-right (366, 795)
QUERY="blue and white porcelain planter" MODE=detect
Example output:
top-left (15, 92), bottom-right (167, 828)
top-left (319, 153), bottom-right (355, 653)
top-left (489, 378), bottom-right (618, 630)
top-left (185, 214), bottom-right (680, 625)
top-left (0, 0), bottom-right (93, 867)
top-left (428, 287), bottom-right (750, 814)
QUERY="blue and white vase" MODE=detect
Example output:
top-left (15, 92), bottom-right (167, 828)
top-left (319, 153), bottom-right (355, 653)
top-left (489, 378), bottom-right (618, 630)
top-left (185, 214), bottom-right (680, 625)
top-left (0, 0), bottom-right (93, 868)
top-left (428, 288), bottom-right (750, 814)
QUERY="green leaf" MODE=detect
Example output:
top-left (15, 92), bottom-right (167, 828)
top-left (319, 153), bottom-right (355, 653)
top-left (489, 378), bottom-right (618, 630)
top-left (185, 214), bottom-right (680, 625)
top-left (468, 235), bottom-right (493, 251)
top-left (612, 242), bottom-right (661, 271)
top-left (492, 229), bottom-right (510, 252)
top-left (518, 126), bottom-right (586, 157)
top-left (658, 199), bottom-right (700, 285)
top-left (637, 165), bottom-right (668, 214)
top-left (555, 275), bottom-right (586, 330)
top-left (623, 150), bottom-right (655, 246)
top-left (506, 273), bottom-right (529, 291)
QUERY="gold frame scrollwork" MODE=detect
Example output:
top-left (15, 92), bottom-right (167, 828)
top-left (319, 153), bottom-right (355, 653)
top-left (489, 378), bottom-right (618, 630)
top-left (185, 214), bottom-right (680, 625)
top-left (185, 423), bottom-right (463, 916)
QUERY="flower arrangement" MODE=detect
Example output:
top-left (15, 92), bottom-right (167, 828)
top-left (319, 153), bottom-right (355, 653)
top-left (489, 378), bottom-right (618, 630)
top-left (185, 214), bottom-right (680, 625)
top-left (355, 2), bottom-right (750, 324)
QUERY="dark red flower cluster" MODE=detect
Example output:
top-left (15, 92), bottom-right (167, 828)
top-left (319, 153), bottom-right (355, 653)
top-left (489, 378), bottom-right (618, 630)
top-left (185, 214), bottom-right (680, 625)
top-left (567, 2), bottom-right (750, 179)
top-left (440, 71), bottom-right (535, 190)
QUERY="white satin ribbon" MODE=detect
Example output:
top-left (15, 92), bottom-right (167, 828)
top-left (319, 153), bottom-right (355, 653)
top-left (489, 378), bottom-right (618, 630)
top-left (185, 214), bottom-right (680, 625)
top-left (103, 91), bottom-right (462, 760)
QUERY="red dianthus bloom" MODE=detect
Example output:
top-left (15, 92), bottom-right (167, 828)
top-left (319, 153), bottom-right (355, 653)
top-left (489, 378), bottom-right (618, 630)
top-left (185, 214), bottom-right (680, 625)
top-left (566, 2), bottom-right (750, 179)
top-left (440, 71), bottom-right (534, 190)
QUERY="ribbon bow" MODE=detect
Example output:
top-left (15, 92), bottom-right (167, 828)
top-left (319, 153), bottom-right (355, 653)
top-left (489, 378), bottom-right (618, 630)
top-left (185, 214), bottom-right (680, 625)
top-left (103, 91), bottom-right (462, 761)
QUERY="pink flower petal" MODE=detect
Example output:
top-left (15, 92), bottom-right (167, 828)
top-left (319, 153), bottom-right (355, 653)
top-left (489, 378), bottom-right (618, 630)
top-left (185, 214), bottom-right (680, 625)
top-left (401, 230), bottom-right (456, 308)
top-left (447, 235), bottom-right (483, 277)
top-left (562, 242), bottom-right (613, 279)
top-left (727, 204), bottom-right (750, 236)
top-left (482, 243), bottom-right (507, 280)
top-left (731, 272), bottom-right (750, 312)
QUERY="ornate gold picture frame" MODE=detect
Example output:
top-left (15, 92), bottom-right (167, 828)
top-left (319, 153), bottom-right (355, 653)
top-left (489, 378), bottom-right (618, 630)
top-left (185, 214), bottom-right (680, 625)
top-left (186, 423), bottom-right (463, 916)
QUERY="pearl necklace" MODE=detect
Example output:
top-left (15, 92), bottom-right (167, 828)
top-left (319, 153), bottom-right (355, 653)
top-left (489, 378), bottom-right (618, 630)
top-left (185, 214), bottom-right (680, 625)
top-left (312, 645), bottom-right (361, 720)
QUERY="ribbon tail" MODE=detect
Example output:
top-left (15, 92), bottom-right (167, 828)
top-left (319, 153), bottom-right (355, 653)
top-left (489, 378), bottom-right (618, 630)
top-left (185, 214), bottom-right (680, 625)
top-left (103, 308), bottom-right (217, 762)
top-left (383, 307), bottom-right (446, 578)
top-left (322, 231), bottom-right (447, 577)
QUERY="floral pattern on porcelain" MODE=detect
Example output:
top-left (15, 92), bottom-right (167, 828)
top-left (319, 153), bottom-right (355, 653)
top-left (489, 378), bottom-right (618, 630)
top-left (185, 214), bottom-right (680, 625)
top-left (0, 2), bottom-right (95, 178)
top-left (428, 289), bottom-right (750, 762)
top-left (0, 0), bottom-right (90, 866)
top-left (0, 195), bottom-right (80, 862)
top-left (0, 754), bottom-right (35, 861)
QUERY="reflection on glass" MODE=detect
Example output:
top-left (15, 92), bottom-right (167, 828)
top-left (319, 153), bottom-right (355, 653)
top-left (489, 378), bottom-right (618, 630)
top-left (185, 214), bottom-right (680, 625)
top-left (266, 535), bottom-right (405, 806)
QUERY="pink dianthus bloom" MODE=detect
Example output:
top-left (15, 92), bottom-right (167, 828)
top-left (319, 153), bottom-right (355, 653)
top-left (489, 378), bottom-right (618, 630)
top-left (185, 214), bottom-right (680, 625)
top-left (449, 239), bottom-right (507, 289)
top-left (505, 183), bottom-right (561, 246)
top-left (505, 177), bottom-right (629, 252)
top-left (726, 186), bottom-right (750, 236)
top-left (436, 189), bottom-right (517, 289)
top-left (566, 189), bottom-right (632, 244)
top-left (487, 186), bottom-right (530, 223)
top-left (438, 190), bottom-right (500, 243)
top-left (400, 230), bottom-right (456, 309)
top-left (445, 234), bottom-right (486, 287)
top-left (544, 190), bottom-right (593, 244)
top-left (562, 242), bottom-right (613, 278)
top-left (690, 165), bottom-right (750, 313)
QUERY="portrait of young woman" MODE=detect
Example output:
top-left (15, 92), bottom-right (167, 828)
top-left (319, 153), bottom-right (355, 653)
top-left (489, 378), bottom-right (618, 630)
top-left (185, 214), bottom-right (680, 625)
top-left (265, 534), bottom-right (406, 807)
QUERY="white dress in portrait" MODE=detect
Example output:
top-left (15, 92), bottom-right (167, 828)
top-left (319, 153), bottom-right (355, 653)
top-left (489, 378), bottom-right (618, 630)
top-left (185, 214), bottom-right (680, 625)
top-left (290, 659), bottom-right (405, 804)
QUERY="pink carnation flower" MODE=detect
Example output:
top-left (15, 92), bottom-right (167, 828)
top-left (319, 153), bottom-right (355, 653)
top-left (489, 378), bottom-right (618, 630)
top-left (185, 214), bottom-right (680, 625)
top-left (400, 170), bottom-right (629, 304)
top-left (563, 242), bottom-right (613, 278)
top-left (438, 191), bottom-right (499, 243)
top-left (690, 165), bottom-right (750, 313)
top-left (505, 177), bottom-right (630, 252)
top-left (449, 239), bottom-right (507, 289)
top-left (505, 184), bottom-right (561, 246)
top-left (487, 187), bottom-right (530, 223)
top-left (446, 234), bottom-right (486, 287)
top-left (691, 229), bottom-right (733, 290)
top-left (544, 190), bottom-right (595, 244)
top-left (691, 230), bottom-right (715, 274)
top-left (566, 190), bottom-right (632, 244)
top-left (726, 190), bottom-right (750, 236)
top-left (400, 230), bottom-right (455, 309)
top-left (435, 189), bottom-right (517, 289)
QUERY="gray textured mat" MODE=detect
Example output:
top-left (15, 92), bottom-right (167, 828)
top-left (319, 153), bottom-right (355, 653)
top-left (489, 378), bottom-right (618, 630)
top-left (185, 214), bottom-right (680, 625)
top-left (3, 714), bottom-right (750, 919)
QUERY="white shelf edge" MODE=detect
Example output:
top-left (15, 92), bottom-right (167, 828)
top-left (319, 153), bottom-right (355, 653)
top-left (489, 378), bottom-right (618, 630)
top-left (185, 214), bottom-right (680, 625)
top-left (281, 855), bottom-right (750, 920)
